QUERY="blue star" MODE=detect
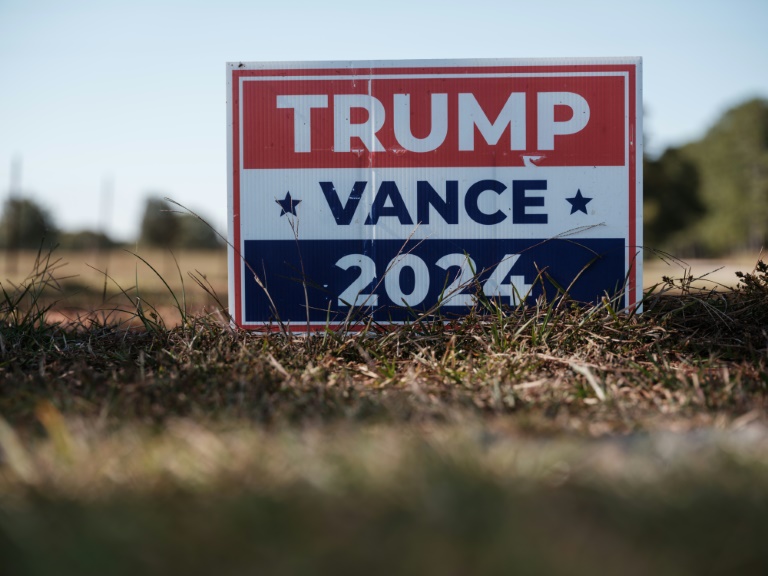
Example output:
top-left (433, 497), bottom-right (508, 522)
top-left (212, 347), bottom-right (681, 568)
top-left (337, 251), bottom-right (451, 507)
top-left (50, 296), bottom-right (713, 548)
top-left (566, 189), bottom-right (592, 215)
top-left (276, 191), bottom-right (301, 216)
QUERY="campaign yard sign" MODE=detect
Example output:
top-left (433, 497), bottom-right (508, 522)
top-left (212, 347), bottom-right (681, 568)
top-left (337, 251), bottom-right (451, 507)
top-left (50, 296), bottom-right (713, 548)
top-left (227, 58), bottom-right (642, 331)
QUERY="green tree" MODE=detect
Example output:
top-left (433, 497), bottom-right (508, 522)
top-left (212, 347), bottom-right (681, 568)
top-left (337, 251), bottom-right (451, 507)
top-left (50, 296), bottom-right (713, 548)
top-left (177, 213), bottom-right (222, 249)
top-left (139, 197), bottom-right (179, 249)
top-left (643, 148), bottom-right (705, 251)
top-left (138, 196), bottom-right (221, 249)
top-left (681, 98), bottom-right (768, 255)
top-left (0, 197), bottom-right (59, 249)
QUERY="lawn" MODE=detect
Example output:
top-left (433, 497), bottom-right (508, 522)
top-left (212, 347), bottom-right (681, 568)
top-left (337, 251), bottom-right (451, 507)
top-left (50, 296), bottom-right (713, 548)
top-left (0, 249), bottom-right (766, 575)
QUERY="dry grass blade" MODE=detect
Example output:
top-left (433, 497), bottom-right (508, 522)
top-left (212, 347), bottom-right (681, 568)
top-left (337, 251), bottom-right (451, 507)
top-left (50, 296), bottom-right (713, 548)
top-left (0, 415), bottom-right (38, 483)
top-left (570, 363), bottom-right (606, 401)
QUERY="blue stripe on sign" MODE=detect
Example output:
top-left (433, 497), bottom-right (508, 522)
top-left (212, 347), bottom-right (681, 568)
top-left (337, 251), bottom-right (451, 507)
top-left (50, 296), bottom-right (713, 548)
top-left (243, 239), bottom-right (626, 324)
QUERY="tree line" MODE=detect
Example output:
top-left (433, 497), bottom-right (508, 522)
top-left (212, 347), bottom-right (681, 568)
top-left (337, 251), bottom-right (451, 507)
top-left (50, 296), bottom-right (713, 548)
top-left (2, 96), bottom-right (767, 256)
top-left (0, 197), bottom-right (222, 251)
top-left (645, 97), bottom-right (768, 256)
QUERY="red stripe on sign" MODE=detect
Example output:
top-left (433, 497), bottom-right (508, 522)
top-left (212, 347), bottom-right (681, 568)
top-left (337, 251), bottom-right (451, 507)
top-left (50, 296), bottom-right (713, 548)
top-left (241, 74), bottom-right (625, 169)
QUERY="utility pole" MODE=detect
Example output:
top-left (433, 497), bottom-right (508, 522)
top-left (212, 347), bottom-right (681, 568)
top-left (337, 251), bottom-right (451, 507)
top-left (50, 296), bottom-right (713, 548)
top-left (5, 156), bottom-right (22, 274)
top-left (96, 175), bottom-right (114, 280)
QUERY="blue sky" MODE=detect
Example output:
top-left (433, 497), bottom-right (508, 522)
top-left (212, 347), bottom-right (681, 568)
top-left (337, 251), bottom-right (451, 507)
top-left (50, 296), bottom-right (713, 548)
top-left (1, 0), bottom-right (767, 241)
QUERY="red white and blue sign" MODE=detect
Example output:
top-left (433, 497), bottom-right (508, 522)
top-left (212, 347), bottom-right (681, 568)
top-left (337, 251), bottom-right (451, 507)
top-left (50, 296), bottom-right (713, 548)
top-left (227, 59), bottom-right (642, 331)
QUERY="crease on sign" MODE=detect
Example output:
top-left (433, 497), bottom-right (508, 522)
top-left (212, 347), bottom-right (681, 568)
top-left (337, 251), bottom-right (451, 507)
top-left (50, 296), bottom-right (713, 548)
top-left (368, 74), bottom-right (377, 269)
top-left (368, 76), bottom-right (375, 169)
top-left (522, 155), bottom-right (545, 167)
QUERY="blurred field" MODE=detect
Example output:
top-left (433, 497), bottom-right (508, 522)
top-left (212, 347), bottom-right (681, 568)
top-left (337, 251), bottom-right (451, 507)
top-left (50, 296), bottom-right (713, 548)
top-left (0, 247), bottom-right (227, 292)
top-left (644, 251), bottom-right (763, 291)
top-left (3, 420), bottom-right (768, 576)
top-left (0, 248), bottom-right (228, 322)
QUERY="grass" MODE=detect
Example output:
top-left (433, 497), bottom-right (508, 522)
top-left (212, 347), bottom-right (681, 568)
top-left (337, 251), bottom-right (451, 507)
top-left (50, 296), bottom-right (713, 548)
top-left (0, 248), bottom-right (227, 320)
top-left (0, 248), bottom-right (767, 575)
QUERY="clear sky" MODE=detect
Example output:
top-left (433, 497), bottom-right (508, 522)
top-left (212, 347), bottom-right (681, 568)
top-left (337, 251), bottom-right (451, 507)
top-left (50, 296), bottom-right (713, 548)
top-left (1, 0), bottom-right (767, 241)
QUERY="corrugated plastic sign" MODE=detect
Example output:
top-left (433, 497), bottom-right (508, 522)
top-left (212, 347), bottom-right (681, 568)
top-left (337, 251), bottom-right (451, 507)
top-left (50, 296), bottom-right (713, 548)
top-left (227, 58), bottom-right (642, 331)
